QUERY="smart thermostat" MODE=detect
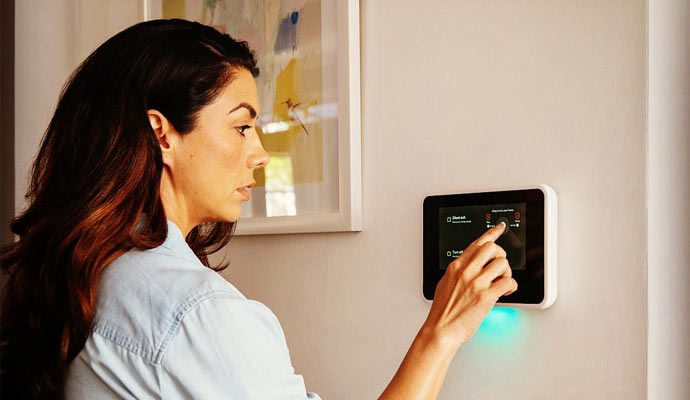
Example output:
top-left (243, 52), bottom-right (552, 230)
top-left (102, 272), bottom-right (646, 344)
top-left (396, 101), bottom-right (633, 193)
top-left (422, 184), bottom-right (557, 309)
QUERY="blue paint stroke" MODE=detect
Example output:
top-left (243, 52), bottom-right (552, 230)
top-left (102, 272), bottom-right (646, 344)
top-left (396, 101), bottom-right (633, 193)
top-left (274, 12), bottom-right (298, 53)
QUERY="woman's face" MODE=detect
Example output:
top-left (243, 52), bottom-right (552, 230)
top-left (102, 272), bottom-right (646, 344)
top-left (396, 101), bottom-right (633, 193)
top-left (153, 68), bottom-right (270, 231)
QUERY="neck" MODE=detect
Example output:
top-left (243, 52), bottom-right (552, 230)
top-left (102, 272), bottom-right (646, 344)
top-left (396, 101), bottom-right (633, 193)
top-left (159, 169), bottom-right (196, 237)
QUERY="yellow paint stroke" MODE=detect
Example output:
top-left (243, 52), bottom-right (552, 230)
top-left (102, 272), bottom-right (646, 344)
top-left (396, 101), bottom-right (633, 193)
top-left (162, 0), bottom-right (186, 18)
top-left (273, 58), bottom-right (297, 122)
top-left (258, 57), bottom-right (323, 185)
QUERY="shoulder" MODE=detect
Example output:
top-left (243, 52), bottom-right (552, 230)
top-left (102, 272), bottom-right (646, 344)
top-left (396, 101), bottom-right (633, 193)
top-left (92, 245), bottom-right (245, 364)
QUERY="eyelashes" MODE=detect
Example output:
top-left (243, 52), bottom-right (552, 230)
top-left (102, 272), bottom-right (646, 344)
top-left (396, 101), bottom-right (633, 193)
top-left (235, 125), bottom-right (253, 137)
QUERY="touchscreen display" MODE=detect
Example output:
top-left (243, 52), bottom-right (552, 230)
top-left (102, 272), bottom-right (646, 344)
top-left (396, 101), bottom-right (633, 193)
top-left (439, 203), bottom-right (526, 270)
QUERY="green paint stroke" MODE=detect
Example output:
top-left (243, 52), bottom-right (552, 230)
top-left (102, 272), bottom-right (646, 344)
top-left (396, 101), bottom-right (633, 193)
top-left (201, 0), bottom-right (222, 24)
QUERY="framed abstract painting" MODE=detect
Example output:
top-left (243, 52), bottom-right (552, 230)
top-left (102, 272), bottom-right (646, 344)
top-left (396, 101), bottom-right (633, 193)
top-left (145, 0), bottom-right (362, 235)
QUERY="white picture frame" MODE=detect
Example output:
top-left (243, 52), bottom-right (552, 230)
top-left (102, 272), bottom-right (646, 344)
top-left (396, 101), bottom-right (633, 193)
top-left (143, 0), bottom-right (362, 236)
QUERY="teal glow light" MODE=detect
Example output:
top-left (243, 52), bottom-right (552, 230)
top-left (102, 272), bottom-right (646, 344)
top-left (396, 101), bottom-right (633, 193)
top-left (476, 307), bottom-right (522, 341)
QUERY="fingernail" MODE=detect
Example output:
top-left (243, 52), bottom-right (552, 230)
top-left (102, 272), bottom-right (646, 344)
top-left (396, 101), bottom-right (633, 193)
top-left (499, 221), bottom-right (506, 228)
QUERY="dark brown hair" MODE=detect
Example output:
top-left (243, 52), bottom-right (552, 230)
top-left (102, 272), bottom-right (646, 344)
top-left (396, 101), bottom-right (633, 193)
top-left (0, 18), bottom-right (259, 399)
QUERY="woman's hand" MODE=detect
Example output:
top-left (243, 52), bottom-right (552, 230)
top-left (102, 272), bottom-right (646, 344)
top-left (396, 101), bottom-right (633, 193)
top-left (421, 222), bottom-right (518, 350)
top-left (378, 222), bottom-right (518, 400)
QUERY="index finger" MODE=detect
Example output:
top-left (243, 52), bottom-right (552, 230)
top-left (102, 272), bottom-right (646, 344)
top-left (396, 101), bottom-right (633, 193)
top-left (473, 222), bottom-right (506, 247)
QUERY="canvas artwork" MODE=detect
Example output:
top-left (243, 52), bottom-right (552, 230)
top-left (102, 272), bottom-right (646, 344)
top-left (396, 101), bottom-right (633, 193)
top-left (148, 0), bottom-right (361, 234)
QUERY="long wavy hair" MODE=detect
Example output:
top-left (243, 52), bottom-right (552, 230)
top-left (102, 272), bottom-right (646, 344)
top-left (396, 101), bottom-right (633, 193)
top-left (0, 18), bottom-right (259, 399)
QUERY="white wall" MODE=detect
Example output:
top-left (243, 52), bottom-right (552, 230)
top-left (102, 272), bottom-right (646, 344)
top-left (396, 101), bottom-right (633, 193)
top-left (221, 0), bottom-right (649, 398)
top-left (648, 0), bottom-right (690, 399)
top-left (15, 0), bottom-right (687, 399)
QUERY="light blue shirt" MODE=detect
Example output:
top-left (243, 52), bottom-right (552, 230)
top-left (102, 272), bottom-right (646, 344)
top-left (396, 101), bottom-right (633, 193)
top-left (65, 219), bottom-right (321, 399)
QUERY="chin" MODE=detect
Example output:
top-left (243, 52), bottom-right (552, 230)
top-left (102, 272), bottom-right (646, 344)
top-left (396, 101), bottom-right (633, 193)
top-left (217, 203), bottom-right (242, 223)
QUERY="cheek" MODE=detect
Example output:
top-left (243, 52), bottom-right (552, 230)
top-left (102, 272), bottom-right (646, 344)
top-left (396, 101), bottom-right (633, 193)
top-left (173, 122), bottom-right (247, 216)
top-left (192, 138), bottom-right (244, 195)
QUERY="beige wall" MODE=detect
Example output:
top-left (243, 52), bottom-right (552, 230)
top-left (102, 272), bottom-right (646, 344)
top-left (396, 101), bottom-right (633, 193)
top-left (14, 0), bottom-right (687, 399)
top-left (14, 0), bottom-right (142, 214)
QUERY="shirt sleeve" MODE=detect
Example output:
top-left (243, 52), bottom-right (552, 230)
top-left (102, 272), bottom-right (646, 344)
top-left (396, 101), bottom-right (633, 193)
top-left (159, 294), bottom-right (321, 400)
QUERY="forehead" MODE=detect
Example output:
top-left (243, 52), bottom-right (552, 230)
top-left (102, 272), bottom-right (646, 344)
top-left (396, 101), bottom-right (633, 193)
top-left (211, 68), bottom-right (259, 114)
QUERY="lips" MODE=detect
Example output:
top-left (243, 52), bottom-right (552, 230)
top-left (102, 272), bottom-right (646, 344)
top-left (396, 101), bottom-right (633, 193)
top-left (236, 181), bottom-right (255, 201)
top-left (236, 187), bottom-right (250, 200)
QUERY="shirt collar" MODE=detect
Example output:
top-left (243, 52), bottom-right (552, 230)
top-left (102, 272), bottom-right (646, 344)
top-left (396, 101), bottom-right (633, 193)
top-left (163, 219), bottom-right (186, 248)
top-left (160, 219), bottom-right (202, 264)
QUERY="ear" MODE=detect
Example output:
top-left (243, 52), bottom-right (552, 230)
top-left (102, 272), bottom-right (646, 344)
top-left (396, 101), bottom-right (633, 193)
top-left (147, 109), bottom-right (176, 167)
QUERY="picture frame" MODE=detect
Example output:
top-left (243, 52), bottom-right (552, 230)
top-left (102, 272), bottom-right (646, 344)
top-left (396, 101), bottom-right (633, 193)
top-left (144, 0), bottom-right (362, 235)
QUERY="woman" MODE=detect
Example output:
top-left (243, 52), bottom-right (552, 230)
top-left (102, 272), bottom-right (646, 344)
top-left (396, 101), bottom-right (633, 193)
top-left (0, 19), bottom-right (516, 399)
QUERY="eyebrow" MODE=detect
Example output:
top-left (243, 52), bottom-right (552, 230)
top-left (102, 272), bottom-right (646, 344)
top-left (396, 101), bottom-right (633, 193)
top-left (228, 102), bottom-right (258, 119)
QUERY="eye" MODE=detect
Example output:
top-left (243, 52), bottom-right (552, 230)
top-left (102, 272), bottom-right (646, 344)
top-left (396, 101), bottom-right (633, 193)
top-left (235, 125), bottom-right (252, 137)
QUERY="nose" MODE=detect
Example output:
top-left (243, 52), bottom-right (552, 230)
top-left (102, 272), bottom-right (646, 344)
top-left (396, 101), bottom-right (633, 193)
top-left (248, 140), bottom-right (271, 169)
